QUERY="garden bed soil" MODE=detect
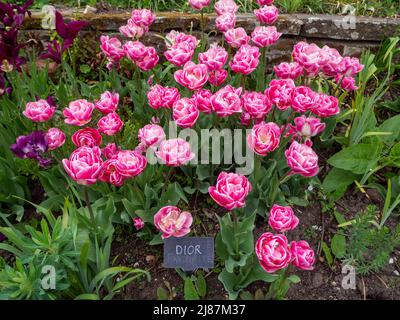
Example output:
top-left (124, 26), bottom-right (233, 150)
top-left (111, 190), bottom-right (400, 300)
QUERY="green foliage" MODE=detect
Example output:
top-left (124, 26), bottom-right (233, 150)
top-left (0, 199), bottom-right (149, 300)
top-left (343, 205), bottom-right (400, 275)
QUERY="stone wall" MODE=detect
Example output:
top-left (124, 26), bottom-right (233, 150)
top-left (22, 10), bottom-right (400, 65)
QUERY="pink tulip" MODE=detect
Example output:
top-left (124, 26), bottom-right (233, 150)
top-left (290, 86), bottom-right (318, 113)
top-left (46, 128), bottom-right (66, 150)
top-left (339, 57), bottom-right (364, 77)
top-left (336, 75), bottom-right (358, 92)
top-left (214, 0), bottom-right (239, 15)
top-left (95, 91), bottom-right (119, 114)
top-left (247, 121), bottom-right (281, 156)
top-left (123, 41), bottom-right (147, 62)
top-left (208, 171), bottom-right (252, 210)
top-left (130, 9), bottom-right (156, 28)
top-left (242, 91), bottom-right (272, 119)
top-left (23, 99), bottom-right (56, 122)
top-left (224, 28), bottom-right (250, 48)
top-left (189, 0), bottom-right (211, 10)
top-left (292, 42), bottom-right (324, 76)
top-left (293, 115), bottom-right (326, 138)
top-left (290, 240), bottom-right (315, 270)
top-left (136, 46), bottom-right (159, 71)
top-left (257, 0), bottom-right (274, 5)
top-left (99, 158), bottom-right (125, 187)
top-left (115, 150), bottom-right (147, 178)
top-left (256, 232), bottom-right (292, 273)
top-left (209, 69), bottom-right (228, 86)
top-left (285, 141), bottom-right (319, 177)
top-left (198, 43), bottom-right (228, 71)
top-left (254, 5), bottom-right (279, 25)
top-left (97, 112), bottom-right (124, 136)
top-left (265, 79), bottom-right (295, 110)
top-left (268, 205), bottom-right (299, 232)
top-left (154, 206), bottom-right (193, 239)
top-left (192, 89), bottom-right (213, 114)
top-left (100, 36), bottom-right (125, 62)
top-left (72, 128), bottom-right (102, 147)
top-left (133, 217), bottom-right (145, 230)
top-left (164, 42), bottom-right (195, 67)
top-left (274, 62), bottom-right (304, 80)
top-left (63, 99), bottom-right (94, 126)
top-left (156, 138), bottom-right (195, 167)
top-left (251, 26), bottom-right (281, 47)
top-left (215, 13), bottom-right (236, 33)
top-left (165, 31), bottom-right (199, 51)
top-left (174, 61), bottom-right (208, 91)
top-left (102, 143), bottom-right (120, 159)
top-left (62, 146), bottom-right (103, 185)
top-left (311, 94), bottom-right (340, 118)
top-left (147, 85), bottom-right (181, 109)
top-left (173, 98), bottom-right (199, 128)
top-left (138, 124), bottom-right (166, 148)
top-left (211, 85), bottom-right (242, 117)
top-left (119, 19), bottom-right (146, 39)
top-left (230, 44), bottom-right (260, 75)
top-left (320, 46), bottom-right (343, 77)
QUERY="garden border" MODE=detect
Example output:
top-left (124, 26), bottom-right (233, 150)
top-left (22, 10), bottom-right (400, 63)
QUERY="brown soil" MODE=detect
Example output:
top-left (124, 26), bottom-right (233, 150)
top-left (111, 189), bottom-right (400, 300)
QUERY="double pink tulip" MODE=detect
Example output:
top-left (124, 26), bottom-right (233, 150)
top-left (147, 84), bottom-right (181, 110)
top-left (230, 45), bottom-right (260, 75)
top-left (242, 91), bottom-right (272, 119)
top-left (224, 28), bottom-right (250, 48)
top-left (265, 79), bottom-right (295, 111)
top-left (189, 0), bottom-right (211, 10)
top-left (254, 5), bottom-right (279, 25)
top-left (211, 85), bottom-right (242, 117)
top-left (290, 240), bottom-right (315, 270)
top-left (97, 112), bottom-right (124, 136)
top-left (268, 205), bottom-right (299, 232)
top-left (138, 124), bottom-right (166, 149)
top-left (251, 26), bottom-right (282, 47)
top-left (154, 206), bottom-right (193, 239)
top-left (63, 99), bottom-right (94, 126)
top-left (95, 91), bottom-right (119, 114)
top-left (23, 99), bottom-right (56, 122)
top-left (192, 89), bottom-right (213, 114)
top-left (72, 128), bottom-right (102, 147)
top-left (46, 128), bottom-right (66, 150)
top-left (172, 98), bottom-right (200, 128)
top-left (62, 146), bottom-right (103, 185)
top-left (285, 141), bottom-right (319, 177)
top-left (290, 86), bottom-right (318, 113)
top-left (274, 62), bottom-right (304, 80)
top-left (247, 121), bottom-right (281, 156)
top-left (209, 172), bottom-right (252, 210)
top-left (209, 69), bottom-right (228, 86)
top-left (256, 232), bottom-right (292, 273)
top-left (174, 62), bottom-right (208, 91)
top-left (293, 115), bottom-right (326, 139)
top-left (214, 0), bottom-right (239, 15)
top-left (130, 9), bottom-right (156, 28)
top-left (198, 43), bottom-right (228, 71)
top-left (156, 138), bottom-right (195, 167)
top-left (311, 94), bottom-right (340, 118)
top-left (215, 13), bottom-right (236, 33)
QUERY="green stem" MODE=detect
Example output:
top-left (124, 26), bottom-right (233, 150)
top-left (151, 68), bottom-right (160, 83)
top-left (279, 172), bottom-right (293, 185)
top-left (83, 187), bottom-right (96, 229)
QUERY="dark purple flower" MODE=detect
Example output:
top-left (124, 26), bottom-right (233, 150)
top-left (11, 131), bottom-right (51, 167)
top-left (0, 233), bottom-right (5, 242)
top-left (0, 0), bottom-right (33, 28)
top-left (40, 38), bottom-right (73, 64)
top-left (55, 11), bottom-right (89, 40)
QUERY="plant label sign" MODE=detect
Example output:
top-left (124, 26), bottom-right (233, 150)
top-left (163, 237), bottom-right (214, 271)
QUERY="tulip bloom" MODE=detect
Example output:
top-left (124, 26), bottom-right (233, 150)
top-left (268, 205), bottom-right (299, 232)
top-left (62, 146), bottom-right (103, 185)
top-left (256, 232), bottom-right (292, 273)
top-left (172, 98), bottom-right (200, 128)
top-left (285, 141), bottom-right (319, 177)
top-left (208, 171), bottom-right (252, 210)
top-left (46, 128), bottom-right (66, 150)
top-left (154, 206), bottom-right (193, 239)
top-left (156, 138), bottom-right (195, 167)
top-left (63, 99), bottom-right (94, 126)
top-left (23, 99), bottom-right (56, 122)
top-left (174, 62), bottom-right (208, 91)
top-left (247, 121), bottom-right (281, 156)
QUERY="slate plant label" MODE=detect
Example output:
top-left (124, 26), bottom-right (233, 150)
top-left (163, 237), bottom-right (214, 271)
